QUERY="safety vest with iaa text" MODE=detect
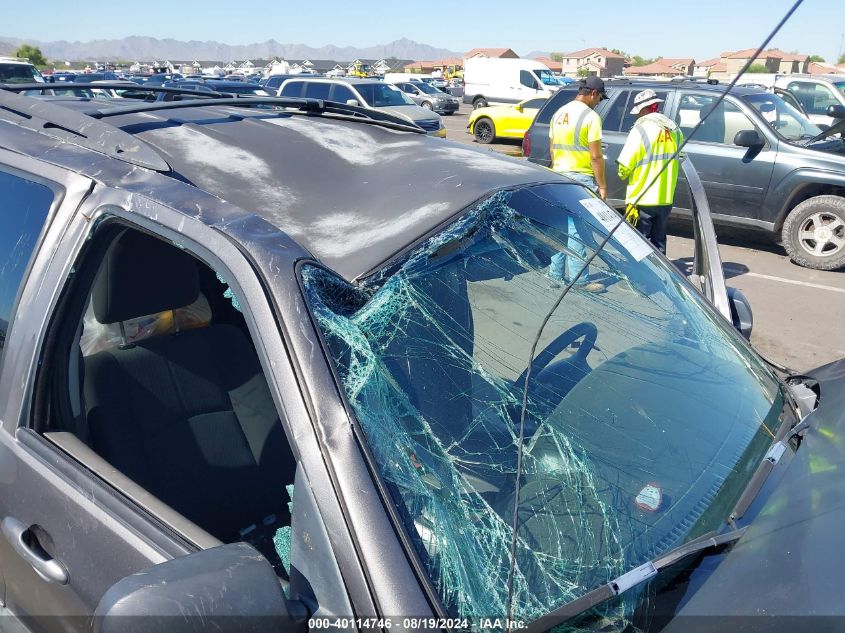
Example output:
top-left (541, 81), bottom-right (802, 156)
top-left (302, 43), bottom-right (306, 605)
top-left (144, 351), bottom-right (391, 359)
top-left (617, 113), bottom-right (684, 206)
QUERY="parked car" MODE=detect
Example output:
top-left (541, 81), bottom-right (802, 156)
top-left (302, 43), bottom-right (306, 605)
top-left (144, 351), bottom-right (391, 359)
top-left (776, 74), bottom-right (845, 128)
top-left (467, 96), bottom-right (548, 143)
top-left (737, 74), bottom-right (845, 129)
top-left (71, 72), bottom-right (119, 82)
top-left (0, 57), bottom-right (43, 84)
top-left (161, 79), bottom-right (271, 98)
top-left (279, 77), bottom-right (446, 136)
top-left (463, 58), bottom-right (560, 109)
top-left (0, 81), bottom-right (840, 633)
top-left (524, 80), bottom-right (845, 270)
top-left (393, 80), bottom-right (459, 114)
top-left (260, 74), bottom-right (303, 93)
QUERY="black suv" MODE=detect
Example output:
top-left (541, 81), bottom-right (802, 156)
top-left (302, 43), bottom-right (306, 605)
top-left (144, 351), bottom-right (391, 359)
top-left (524, 80), bottom-right (845, 270)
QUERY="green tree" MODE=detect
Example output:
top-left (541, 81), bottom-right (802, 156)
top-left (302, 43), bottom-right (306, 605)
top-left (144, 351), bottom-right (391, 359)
top-left (550, 52), bottom-right (563, 62)
top-left (632, 55), bottom-right (657, 67)
top-left (610, 48), bottom-right (629, 58)
top-left (809, 54), bottom-right (825, 62)
top-left (14, 44), bottom-right (46, 66)
top-left (838, 54), bottom-right (845, 65)
top-left (746, 63), bottom-right (770, 73)
top-left (576, 67), bottom-right (591, 77)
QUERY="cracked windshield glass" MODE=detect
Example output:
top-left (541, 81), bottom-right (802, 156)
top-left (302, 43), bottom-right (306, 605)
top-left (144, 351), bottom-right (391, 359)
top-left (303, 183), bottom-right (783, 625)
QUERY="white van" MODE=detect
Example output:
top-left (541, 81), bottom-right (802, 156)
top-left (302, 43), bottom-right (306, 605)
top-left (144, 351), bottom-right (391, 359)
top-left (383, 73), bottom-right (430, 85)
top-left (462, 58), bottom-right (559, 109)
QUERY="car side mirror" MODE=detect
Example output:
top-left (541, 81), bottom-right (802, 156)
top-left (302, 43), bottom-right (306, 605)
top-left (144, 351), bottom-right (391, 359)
top-left (515, 104), bottom-right (524, 112)
top-left (827, 104), bottom-right (845, 120)
top-left (345, 99), bottom-right (359, 106)
top-left (734, 129), bottom-right (764, 148)
top-left (727, 286), bottom-right (753, 340)
top-left (94, 542), bottom-right (308, 633)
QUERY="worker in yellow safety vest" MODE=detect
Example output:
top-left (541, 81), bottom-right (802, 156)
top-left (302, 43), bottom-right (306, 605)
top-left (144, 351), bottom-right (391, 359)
top-left (547, 76), bottom-right (609, 292)
top-left (617, 89), bottom-right (684, 255)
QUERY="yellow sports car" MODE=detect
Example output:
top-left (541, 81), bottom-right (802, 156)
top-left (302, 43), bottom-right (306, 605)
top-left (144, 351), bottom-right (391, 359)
top-left (467, 96), bottom-right (548, 144)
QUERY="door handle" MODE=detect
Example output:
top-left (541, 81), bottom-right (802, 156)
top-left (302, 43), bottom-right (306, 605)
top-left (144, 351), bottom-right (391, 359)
top-left (2, 517), bottom-right (68, 585)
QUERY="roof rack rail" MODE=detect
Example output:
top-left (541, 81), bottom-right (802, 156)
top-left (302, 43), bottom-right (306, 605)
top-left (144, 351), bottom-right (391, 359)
top-left (2, 83), bottom-right (426, 133)
top-left (0, 82), bottom-right (232, 99)
top-left (91, 96), bottom-right (426, 133)
top-left (0, 87), bottom-right (170, 172)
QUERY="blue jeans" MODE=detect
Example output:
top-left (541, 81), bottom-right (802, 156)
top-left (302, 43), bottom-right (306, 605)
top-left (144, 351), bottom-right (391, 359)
top-left (550, 172), bottom-right (599, 283)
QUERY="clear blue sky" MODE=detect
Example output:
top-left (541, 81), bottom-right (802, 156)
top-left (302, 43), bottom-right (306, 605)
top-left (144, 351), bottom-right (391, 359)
top-left (7, 0), bottom-right (845, 63)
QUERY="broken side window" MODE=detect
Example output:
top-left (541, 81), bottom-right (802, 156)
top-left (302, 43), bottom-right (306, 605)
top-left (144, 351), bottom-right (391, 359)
top-left (302, 184), bottom-right (781, 626)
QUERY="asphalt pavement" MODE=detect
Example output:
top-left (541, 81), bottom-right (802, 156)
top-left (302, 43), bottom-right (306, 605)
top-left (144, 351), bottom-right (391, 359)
top-left (442, 105), bottom-right (845, 373)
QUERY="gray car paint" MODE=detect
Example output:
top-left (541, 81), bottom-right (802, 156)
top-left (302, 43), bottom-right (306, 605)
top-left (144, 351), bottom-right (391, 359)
top-left (0, 94), bottom-right (842, 630)
top-left (0, 103), bottom-right (558, 627)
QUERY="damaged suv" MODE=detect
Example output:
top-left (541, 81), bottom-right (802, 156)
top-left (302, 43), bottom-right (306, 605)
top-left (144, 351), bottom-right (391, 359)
top-left (0, 84), bottom-right (841, 633)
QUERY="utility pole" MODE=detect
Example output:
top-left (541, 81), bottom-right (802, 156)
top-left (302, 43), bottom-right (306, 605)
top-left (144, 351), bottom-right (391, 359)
top-left (839, 32), bottom-right (844, 62)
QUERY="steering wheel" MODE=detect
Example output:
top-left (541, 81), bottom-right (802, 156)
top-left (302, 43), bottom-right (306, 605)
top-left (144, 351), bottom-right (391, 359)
top-left (515, 322), bottom-right (598, 389)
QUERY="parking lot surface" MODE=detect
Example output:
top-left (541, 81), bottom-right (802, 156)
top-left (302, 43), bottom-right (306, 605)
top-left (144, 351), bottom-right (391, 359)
top-left (444, 105), bottom-right (845, 373)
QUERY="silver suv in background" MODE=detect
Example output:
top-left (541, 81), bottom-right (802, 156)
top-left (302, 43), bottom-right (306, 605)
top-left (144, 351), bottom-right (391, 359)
top-left (0, 57), bottom-right (43, 83)
top-left (279, 77), bottom-right (446, 136)
top-left (393, 81), bottom-right (459, 114)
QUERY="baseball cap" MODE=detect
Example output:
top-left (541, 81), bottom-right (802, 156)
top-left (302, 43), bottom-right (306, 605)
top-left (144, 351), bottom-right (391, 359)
top-left (579, 75), bottom-right (608, 99)
top-left (630, 89), bottom-right (664, 114)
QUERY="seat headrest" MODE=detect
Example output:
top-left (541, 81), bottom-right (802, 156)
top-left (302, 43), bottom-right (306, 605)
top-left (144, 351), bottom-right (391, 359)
top-left (93, 230), bottom-right (200, 324)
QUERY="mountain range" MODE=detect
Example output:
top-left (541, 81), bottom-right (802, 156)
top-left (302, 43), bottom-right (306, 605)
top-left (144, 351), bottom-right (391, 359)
top-left (0, 36), bottom-right (462, 63)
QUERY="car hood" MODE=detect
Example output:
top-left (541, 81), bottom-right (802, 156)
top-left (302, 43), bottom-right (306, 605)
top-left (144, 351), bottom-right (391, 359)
top-left (377, 104), bottom-right (441, 123)
top-left (664, 358), bottom-right (845, 628)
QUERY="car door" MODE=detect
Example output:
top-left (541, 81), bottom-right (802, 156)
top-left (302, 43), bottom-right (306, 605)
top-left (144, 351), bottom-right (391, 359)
top-left (0, 157), bottom-right (202, 632)
top-left (785, 80), bottom-right (840, 127)
top-left (598, 88), bottom-right (672, 208)
top-left (672, 91), bottom-right (777, 222)
top-left (517, 69), bottom-right (542, 102)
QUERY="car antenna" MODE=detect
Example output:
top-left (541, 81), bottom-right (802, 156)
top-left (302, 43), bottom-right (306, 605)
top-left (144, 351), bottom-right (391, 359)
top-left (503, 1), bottom-right (805, 629)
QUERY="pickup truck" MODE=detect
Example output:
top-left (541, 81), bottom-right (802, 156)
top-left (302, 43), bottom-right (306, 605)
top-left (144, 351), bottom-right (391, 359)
top-left (524, 80), bottom-right (845, 270)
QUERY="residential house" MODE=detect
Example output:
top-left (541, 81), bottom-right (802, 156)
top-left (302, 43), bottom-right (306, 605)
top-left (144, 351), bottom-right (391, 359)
top-left (404, 57), bottom-right (460, 74)
top-left (534, 56), bottom-right (562, 73)
top-left (808, 61), bottom-right (845, 75)
top-left (693, 57), bottom-right (724, 78)
top-left (558, 48), bottom-right (625, 78)
top-left (724, 48), bottom-right (809, 75)
top-left (464, 48), bottom-right (519, 60)
top-left (624, 61), bottom-right (686, 78)
top-left (657, 58), bottom-right (695, 76)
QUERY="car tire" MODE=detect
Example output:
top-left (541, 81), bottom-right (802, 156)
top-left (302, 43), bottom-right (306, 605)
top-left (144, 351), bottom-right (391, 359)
top-left (472, 97), bottom-right (488, 109)
top-left (474, 118), bottom-right (496, 144)
top-left (421, 101), bottom-right (433, 110)
top-left (782, 195), bottom-right (845, 271)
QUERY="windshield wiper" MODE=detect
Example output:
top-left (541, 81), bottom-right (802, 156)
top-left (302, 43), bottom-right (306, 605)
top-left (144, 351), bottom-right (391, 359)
top-left (524, 526), bottom-right (747, 633)
top-left (729, 385), bottom-right (800, 523)
top-left (801, 117), bottom-right (845, 145)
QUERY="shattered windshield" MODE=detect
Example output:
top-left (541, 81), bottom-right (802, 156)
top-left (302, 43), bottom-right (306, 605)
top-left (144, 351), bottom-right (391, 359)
top-left (302, 184), bottom-right (781, 626)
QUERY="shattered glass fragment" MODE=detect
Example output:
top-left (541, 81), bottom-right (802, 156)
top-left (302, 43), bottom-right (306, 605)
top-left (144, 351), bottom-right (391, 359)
top-left (215, 270), bottom-right (243, 312)
top-left (302, 184), bottom-right (781, 629)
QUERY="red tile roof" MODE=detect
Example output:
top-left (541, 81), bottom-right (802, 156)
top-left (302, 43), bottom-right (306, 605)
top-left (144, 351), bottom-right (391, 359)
top-left (464, 48), bottom-right (519, 59)
top-left (696, 57), bottom-right (722, 67)
top-left (534, 56), bottom-right (562, 71)
top-left (563, 47), bottom-right (625, 59)
top-left (659, 58), bottom-right (694, 66)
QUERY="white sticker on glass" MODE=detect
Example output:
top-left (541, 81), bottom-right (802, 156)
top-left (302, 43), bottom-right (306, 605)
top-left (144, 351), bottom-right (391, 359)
top-left (579, 198), bottom-right (652, 262)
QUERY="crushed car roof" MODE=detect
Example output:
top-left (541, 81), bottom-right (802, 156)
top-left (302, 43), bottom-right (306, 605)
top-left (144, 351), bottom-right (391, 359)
top-left (2, 98), bottom-right (556, 280)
